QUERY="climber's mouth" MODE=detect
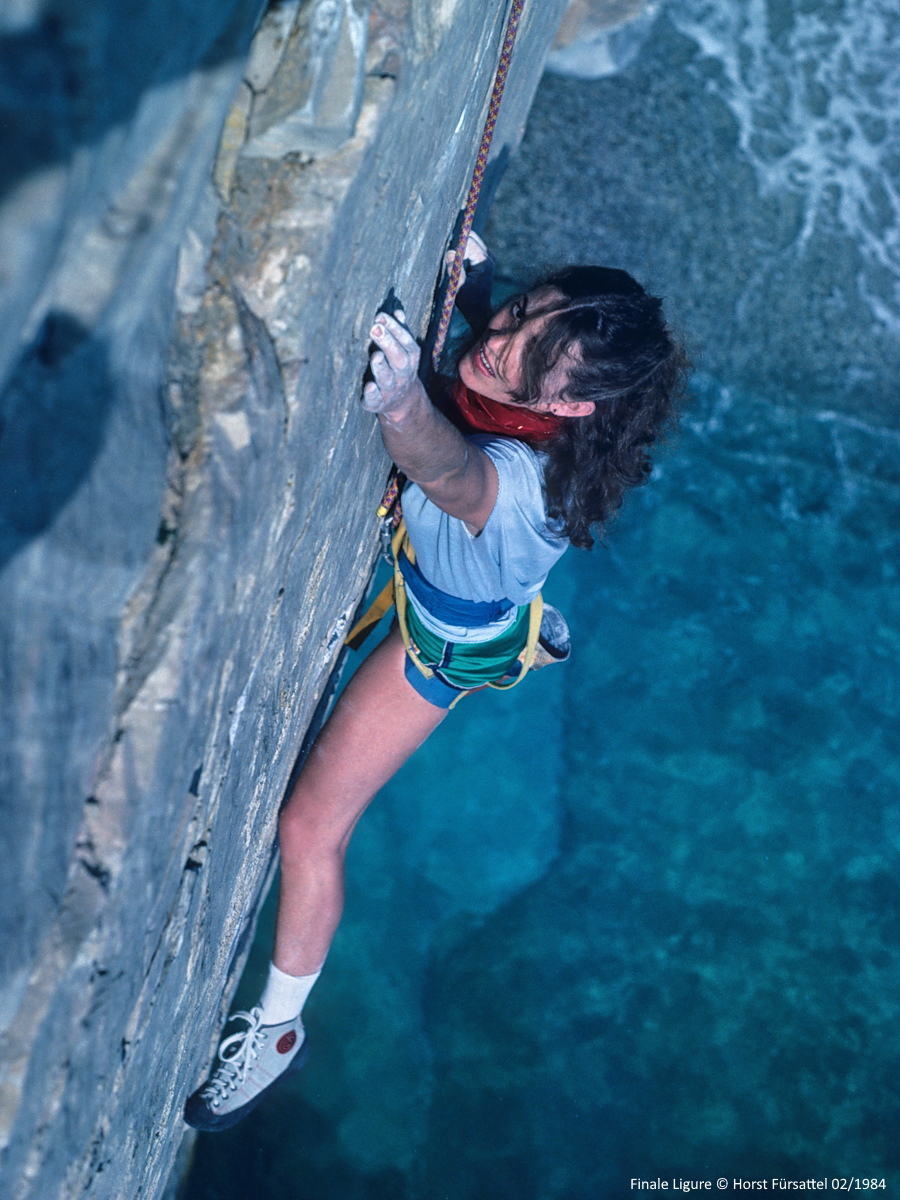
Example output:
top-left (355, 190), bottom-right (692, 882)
top-left (475, 342), bottom-right (496, 378)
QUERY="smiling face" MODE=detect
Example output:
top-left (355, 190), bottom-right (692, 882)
top-left (457, 286), bottom-right (595, 418)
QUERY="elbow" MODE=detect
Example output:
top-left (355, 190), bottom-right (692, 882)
top-left (408, 447), bottom-right (470, 490)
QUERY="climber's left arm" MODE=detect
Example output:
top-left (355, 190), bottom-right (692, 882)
top-left (447, 231), bottom-right (495, 331)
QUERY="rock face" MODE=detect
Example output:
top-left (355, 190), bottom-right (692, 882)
top-left (0, 1), bottom-right (570, 1196)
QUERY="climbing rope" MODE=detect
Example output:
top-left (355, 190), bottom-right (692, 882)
top-left (430, 0), bottom-right (525, 372)
top-left (376, 468), bottom-right (403, 522)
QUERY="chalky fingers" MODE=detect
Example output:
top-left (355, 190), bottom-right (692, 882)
top-left (364, 308), bottom-right (422, 414)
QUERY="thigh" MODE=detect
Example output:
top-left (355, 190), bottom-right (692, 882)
top-left (283, 623), bottom-right (448, 849)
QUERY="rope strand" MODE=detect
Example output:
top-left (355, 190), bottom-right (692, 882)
top-left (431, 0), bottom-right (525, 372)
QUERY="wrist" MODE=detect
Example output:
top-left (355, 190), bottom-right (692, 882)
top-left (377, 402), bottom-right (421, 432)
top-left (376, 382), bottom-right (428, 426)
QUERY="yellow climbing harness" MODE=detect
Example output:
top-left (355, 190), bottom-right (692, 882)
top-left (345, 517), bottom-right (543, 708)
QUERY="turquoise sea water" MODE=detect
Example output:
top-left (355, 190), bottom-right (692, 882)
top-left (184, 3), bottom-right (900, 1196)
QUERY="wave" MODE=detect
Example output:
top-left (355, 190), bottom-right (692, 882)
top-left (666, 0), bottom-right (900, 327)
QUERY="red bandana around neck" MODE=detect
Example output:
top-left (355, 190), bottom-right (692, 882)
top-left (452, 380), bottom-right (564, 442)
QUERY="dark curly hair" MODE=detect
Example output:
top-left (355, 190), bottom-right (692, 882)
top-left (511, 266), bottom-right (688, 549)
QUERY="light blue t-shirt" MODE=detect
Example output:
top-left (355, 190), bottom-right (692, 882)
top-left (401, 434), bottom-right (568, 644)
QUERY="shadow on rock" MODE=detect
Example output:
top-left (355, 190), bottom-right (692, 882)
top-left (0, 0), bottom-right (259, 205)
top-left (0, 312), bottom-right (114, 573)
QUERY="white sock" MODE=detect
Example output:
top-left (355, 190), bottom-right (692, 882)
top-left (258, 962), bottom-right (321, 1027)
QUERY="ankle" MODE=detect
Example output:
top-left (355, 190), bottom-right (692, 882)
top-left (257, 961), bottom-right (322, 1026)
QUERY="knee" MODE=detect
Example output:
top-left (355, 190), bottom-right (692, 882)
top-left (278, 793), bottom-right (341, 866)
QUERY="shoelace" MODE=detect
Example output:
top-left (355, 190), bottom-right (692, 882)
top-left (201, 1007), bottom-right (268, 1104)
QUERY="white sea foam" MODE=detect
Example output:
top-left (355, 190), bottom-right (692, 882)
top-left (666, 0), bottom-right (900, 326)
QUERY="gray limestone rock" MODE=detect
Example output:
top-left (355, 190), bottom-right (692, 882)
top-left (0, 1), bottom-right (569, 1197)
top-left (548, 0), bottom-right (659, 79)
top-left (243, 0), bottom-right (372, 158)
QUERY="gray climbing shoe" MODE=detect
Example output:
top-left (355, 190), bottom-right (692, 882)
top-left (184, 1007), bottom-right (309, 1132)
top-left (532, 603), bottom-right (571, 669)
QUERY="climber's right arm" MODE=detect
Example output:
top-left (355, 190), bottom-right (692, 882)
top-left (364, 311), bottom-right (497, 535)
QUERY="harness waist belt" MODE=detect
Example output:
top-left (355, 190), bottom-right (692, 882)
top-left (397, 549), bottom-right (514, 628)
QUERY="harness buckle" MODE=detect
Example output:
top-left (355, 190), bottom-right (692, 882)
top-left (379, 518), bottom-right (395, 564)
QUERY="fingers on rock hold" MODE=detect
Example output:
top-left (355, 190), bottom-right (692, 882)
top-left (465, 231), bottom-right (488, 260)
top-left (363, 382), bottom-right (381, 410)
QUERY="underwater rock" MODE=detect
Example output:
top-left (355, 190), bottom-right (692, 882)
top-left (0, 1), bottom-right (568, 1197)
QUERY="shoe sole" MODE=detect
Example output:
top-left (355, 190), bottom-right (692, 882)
top-left (183, 1037), bottom-right (310, 1133)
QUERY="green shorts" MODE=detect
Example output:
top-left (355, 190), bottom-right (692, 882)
top-left (403, 600), bottom-right (531, 704)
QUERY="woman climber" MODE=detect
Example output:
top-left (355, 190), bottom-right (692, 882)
top-left (184, 235), bottom-right (688, 1130)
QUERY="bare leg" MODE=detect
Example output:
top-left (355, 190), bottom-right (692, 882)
top-left (274, 623), bottom-right (447, 975)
